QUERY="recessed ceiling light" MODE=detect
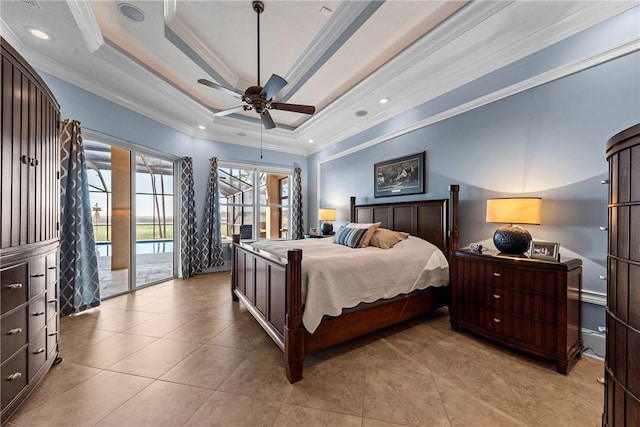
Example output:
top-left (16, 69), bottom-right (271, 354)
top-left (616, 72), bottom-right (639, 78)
top-left (198, 125), bottom-right (206, 130)
top-left (379, 97), bottom-right (390, 104)
top-left (308, 139), bottom-right (315, 144)
top-left (25, 26), bottom-right (50, 40)
top-left (119, 3), bottom-right (145, 22)
top-left (355, 110), bottom-right (368, 117)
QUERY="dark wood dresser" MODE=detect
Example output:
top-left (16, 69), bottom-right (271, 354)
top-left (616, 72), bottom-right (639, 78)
top-left (603, 123), bottom-right (640, 427)
top-left (450, 249), bottom-right (582, 374)
top-left (1, 37), bottom-right (61, 424)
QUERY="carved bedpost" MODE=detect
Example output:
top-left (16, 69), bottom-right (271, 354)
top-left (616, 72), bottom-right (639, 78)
top-left (448, 185), bottom-right (460, 256)
top-left (231, 234), bottom-right (240, 301)
top-left (350, 196), bottom-right (356, 222)
top-left (284, 248), bottom-right (304, 383)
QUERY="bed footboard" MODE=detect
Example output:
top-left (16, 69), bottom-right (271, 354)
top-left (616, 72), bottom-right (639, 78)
top-left (231, 236), bottom-right (304, 382)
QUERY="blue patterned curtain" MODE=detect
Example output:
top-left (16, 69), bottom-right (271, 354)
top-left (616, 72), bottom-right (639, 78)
top-left (291, 166), bottom-right (304, 240)
top-left (180, 157), bottom-right (201, 277)
top-left (201, 157), bottom-right (224, 268)
top-left (59, 120), bottom-right (101, 315)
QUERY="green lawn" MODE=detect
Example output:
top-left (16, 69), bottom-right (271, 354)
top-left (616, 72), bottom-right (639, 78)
top-left (93, 224), bottom-right (173, 242)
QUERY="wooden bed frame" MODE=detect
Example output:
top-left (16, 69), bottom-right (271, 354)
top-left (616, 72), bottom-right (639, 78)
top-left (231, 185), bottom-right (459, 383)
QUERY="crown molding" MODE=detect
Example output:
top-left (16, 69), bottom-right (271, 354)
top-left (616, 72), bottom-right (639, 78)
top-left (65, 0), bottom-right (104, 53)
top-left (278, 0), bottom-right (383, 102)
top-left (0, 18), bottom-right (25, 50)
top-left (303, 1), bottom-right (637, 154)
top-left (163, 0), bottom-right (237, 88)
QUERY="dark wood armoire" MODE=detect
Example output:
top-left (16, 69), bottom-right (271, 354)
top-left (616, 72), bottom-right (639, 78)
top-left (603, 123), bottom-right (640, 426)
top-left (1, 37), bottom-right (61, 424)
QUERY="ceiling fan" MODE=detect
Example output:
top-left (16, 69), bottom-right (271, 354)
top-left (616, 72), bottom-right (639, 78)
top-left (198, 0), bottom-right (316, 129)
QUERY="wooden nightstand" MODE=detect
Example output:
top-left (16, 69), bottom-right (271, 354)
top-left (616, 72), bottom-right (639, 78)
top-left (450, 249), bottom-right (583, 374)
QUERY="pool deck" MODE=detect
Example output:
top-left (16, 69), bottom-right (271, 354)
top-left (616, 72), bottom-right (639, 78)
top-left (97, 252), bottom-right (173, 298)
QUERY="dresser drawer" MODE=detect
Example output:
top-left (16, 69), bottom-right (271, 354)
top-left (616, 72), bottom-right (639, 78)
top-left (1, 263), bottom-right (29, 314)
top-left (28, 329), bottom-right (47, 381)
top-left (1, 347), bottom-right (28, 409)
top-left (501, 288), bottom-right (556, 322)
top-left (1, 307), bottom-right (28, 362)
top-left (484, 264), bottom-right (512, 286)
top-left (28, 294), bottom-right (47, 340)
top-left (47, 318), bottom-right (59, 359)
top-left (46, 290), bottom-right (58, 324)
top-left (45, 251), bottom-right (58, 290)
top-left (29, 257), bottom-right (46, 299)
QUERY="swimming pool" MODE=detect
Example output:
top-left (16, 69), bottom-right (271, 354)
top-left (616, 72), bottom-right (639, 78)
top-left (96, 240), bottom-right (174, 257)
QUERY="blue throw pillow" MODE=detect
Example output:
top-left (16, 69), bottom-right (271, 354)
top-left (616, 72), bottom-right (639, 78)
top-left (333, 226), bottom-right (367, 248)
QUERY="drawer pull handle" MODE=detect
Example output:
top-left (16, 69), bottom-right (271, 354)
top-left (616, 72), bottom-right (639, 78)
top-left (32, 311), bottom-right (45, 316)
top-left (48, 266), bottom-right (57, 270)
top-left (32, 348), bottom-right (45, 355)
top-left (493, 272), bottom-right (501, 277)
top-left (599, 275), bottom-right (607, 280)
top-left (5, 283), bottom-right (23, 289)
top-left (599, 226), bottom-right (608, 231)
top-left (30, 273), bottom-right (45, 278)
top-left (6, 372), bottom-right (22, 381)
top-left (601, 179), bottom-right (609, 185)
top-left (48, 299), bottom-right (57, 304)
top-left (48, 331), bottom-right (58, 337)
top-left (493, 318), bottom-right (501, 323)
top-left (6, 328), bottom-right (23, 335)
top-left (493, 294), bottom-right (501, 299)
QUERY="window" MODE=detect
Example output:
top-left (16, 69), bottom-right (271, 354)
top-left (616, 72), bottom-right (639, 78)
top-left (219, 163), bottom-right (292, 240)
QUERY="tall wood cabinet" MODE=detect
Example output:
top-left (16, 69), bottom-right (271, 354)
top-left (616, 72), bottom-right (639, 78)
top-left (1, 37), bottom-right (61, 424)
top-left (603, 123), bottom-right (640, 427)
top-left (450, 249), bottom-right (583, 374)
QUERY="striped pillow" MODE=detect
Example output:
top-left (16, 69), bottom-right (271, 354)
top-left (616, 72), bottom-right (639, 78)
top-left (333, 226), bottom-right (367, 248)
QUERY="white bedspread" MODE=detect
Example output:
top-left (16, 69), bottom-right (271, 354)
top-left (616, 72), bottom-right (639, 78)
top-left (249, 236), bottom-right (449, 333)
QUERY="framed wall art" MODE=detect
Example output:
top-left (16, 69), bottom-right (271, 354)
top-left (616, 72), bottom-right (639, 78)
top-left (374, 151), bottom-right (425, 198)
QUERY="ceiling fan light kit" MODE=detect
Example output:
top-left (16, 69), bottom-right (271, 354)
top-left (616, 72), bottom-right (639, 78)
top-left (198, 0), bottom-right (316, 130)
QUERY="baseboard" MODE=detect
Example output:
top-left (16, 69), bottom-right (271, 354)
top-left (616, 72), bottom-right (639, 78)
top-left (581, 328), bottom-right (606, 360)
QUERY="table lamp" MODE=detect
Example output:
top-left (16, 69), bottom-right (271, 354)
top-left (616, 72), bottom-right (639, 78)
top-left (486, 197), bottom-right (541, 255)
top-left (318, 208), bottom-right (336, 235)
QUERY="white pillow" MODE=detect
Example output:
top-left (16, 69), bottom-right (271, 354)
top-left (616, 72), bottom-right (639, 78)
top-left (346, 222), bottom-right (382, 248)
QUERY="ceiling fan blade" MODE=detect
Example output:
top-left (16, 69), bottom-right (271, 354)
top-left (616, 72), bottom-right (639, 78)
top-left (198, 79), bottom-right (243, 99)
top-left (260, 74), bottom-right (287, 100)
top-left (270, 102), bottom-right (316, 115)
top-left (261, 110), bottom-right (276, 129)
top-left (212, 106), bottom-right (246, 117)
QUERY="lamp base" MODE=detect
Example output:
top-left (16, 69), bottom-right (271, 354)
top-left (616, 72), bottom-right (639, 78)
top-left (493, 225), bottom-right (531, 255)
top-left (320, 222), bottom-right (333, 235)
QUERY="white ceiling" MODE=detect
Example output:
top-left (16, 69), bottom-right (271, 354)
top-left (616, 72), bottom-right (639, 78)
top-left (1, 1), bottom-right (635, 156)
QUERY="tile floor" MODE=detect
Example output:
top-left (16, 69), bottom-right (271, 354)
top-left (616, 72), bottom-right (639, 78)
top-left (7, 272), bottom-right (605, 427)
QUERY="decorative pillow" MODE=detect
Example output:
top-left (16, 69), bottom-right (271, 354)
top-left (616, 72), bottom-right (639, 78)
top-left (333, 226), bottom-right (368, 248)
top-left (346, 222), bottom-right (382, 248)
top-left (369, 228), bottom-right (410, 249)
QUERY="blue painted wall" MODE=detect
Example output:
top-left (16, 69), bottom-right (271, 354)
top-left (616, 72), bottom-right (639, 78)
top-left (308, 7), bottom-right (640, 333)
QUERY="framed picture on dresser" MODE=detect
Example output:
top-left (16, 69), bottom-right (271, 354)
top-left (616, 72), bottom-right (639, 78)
top-left (529, 241), bottom-right (559, 260)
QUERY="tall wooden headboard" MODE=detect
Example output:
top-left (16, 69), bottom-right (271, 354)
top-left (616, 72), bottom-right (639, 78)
top-left (349, 185), bottom-right (459, 259)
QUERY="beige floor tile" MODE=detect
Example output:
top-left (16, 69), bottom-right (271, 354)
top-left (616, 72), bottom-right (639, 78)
top-left (218, 346), bottom-right (294, 403)
top-left (163, 315), bottom-right (234, 343)
top-left (286, 345), bottom-right (366, 416)
top-left (362, 418), bottom-right (411, 427)
top-left (92, 310), bottom-right (161, 332)
top-left (58, 327), bottom-right (117, 355)
top-left (63, 332), bottom-right (157, 369)
top-left (207, 316), bottom-right (278, 350)
top-left (59, 306), bottom-right (126, 333)
top-left (123, 313), bottom-right (196, 337)
top-left (107, 338), bottom-right (202, 378)
top-left (160, 344), bottom-right (245, 389)
top-left (95, 380), bottom-right (213, 427)
top-left (9, 370), bottom-right (152, 427)
top-left (184, 391), bottom-right (282, 426)
top-left (273, 403), bottom-right (362, 427)
top-left (8, 360), bottom-right (100, 412)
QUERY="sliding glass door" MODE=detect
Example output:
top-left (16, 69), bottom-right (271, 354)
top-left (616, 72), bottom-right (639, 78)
top-left (85, 139), bottom-right (176, 298)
